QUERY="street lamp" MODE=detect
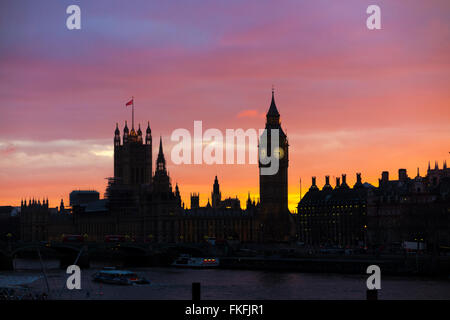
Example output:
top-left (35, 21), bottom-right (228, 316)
top-left (363, 225), bottom-right (368, 251)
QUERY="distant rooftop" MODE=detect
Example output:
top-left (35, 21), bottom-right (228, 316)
top-left (70, 190), bottom-right (100, 194)
top-left (70, 190), bottom-right (100, 207)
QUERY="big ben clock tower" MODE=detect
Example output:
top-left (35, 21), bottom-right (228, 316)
top-left (258, 89), bottom-right (292, 242)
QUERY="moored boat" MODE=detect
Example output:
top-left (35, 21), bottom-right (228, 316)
top-left (171, 254), bottom-right (220, 268)
top-left (92, 269), bottom-right (149, 285)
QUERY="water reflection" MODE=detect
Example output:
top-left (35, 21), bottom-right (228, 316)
top-left (0, 259), bottom-right (448, 300)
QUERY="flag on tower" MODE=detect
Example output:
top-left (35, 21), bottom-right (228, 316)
top-left (126, 98), bottom-right (133, 107)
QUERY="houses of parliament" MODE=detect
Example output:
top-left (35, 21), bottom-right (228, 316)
top-left (7, 91), bottom-right (449, 250)
top-left (17, 91), bottom-right (293, 244)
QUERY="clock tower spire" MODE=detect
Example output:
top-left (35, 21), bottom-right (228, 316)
top-left (258, 88), bottom-right (291, 242)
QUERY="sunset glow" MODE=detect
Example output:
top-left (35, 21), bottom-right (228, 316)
top-left (0, 0), bottom-right (449, 212)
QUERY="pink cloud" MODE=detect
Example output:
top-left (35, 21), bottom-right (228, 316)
top-left (236, 110), bottom-right (264, 119)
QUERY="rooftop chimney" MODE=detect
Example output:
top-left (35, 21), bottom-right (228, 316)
top-left (323, 175), bottom-right (332, 191)
top-left (341, 174), bottom-right (349, 188)
top-left (309, 176), bottom-right (319, 191)
top-left (354, 172), bottom-right (363, 188)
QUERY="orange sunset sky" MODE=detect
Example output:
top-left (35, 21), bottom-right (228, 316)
top-left (0, 0), bottom-right (449, 211)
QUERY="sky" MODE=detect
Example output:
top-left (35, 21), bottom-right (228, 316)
top-left (0, 0), bottom-right (449, 211)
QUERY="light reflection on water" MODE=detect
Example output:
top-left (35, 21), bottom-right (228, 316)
top-left (2, 259), bottom-right (449, 300)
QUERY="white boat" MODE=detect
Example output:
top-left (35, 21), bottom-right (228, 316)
top-left (171, 254), bottom-right (220, 268)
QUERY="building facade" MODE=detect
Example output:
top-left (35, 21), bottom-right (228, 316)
top-left (16, 92), bottom-right (449, 248)
top-left (298, 163), bottom-right (450, 252)
top-left (297, 174), bottom-right (372, 248)
top-left (367, 165), bottom-right (450, 252)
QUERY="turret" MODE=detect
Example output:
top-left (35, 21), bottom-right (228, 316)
top-left (60, 198), bottom-right (65, 213)
top-left (146, 122), bottom-right (151, 145)
top-left (114, 123), bottom-right (120, 147)
top-left (246, 192), bottom-right (252, 208)
top-left (123, 121), bottom-right (129, 144)
top-left (211, 175), bottom-right (221, 208)
top-left (190, 193), bottom-right (200, 209)
top-left (156, 136), bottom-right (166, 173)
top-left (175, 183), bottom-right (181, 206)
top-left (152, 136), bottom-right (172, 193)
top-left (137, 124), bottom-right (143, 143)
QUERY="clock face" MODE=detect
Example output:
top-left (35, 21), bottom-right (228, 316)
top-left (274, 147), bottom-right (284, 159)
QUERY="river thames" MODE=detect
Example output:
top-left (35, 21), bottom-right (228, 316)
top-left (0, 259), bottom-right (449, 300)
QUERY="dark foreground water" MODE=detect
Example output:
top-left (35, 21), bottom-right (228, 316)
top-left (1, 259), bottom-right (449, 300)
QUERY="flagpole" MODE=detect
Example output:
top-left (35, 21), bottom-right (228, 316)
top-left (132, 96), bottom-right (134, 129)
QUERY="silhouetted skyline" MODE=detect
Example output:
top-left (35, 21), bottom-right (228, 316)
top-left (0, 0), bottom-right (449, 211)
